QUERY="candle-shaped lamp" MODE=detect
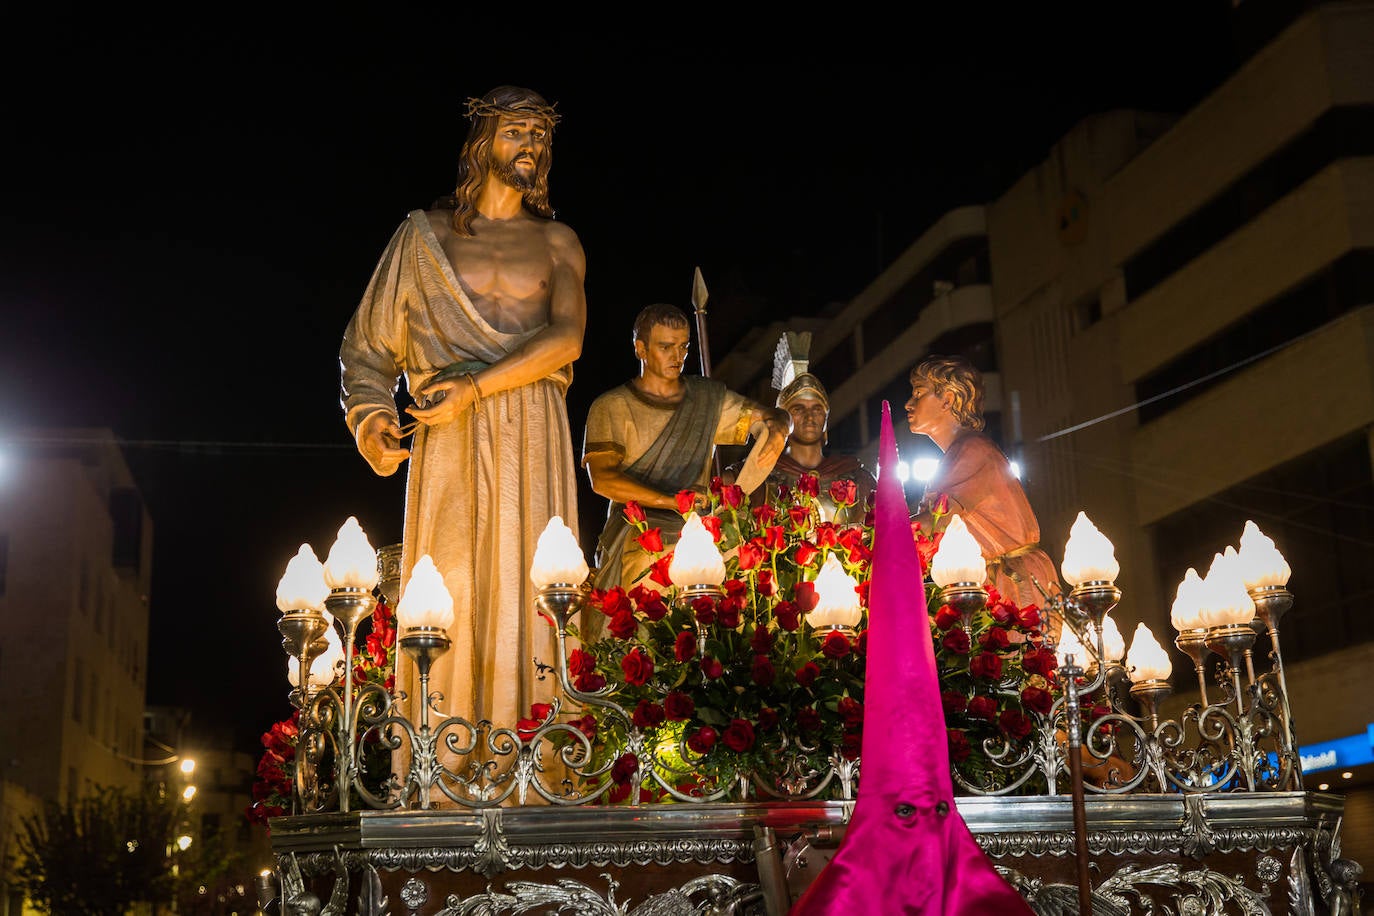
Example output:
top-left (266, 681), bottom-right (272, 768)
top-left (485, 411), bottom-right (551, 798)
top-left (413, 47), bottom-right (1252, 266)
top-left (1095, 613), bottom-right (1126, 664)
top-left (668, 512), bottom-right (726, 589)
top-left (1196, 549), bottom-right (1255, 628)
top-left (276, 544), bottom-right (329, 612)
top-left (323, 516), bottom-right (381, 591)
top-left (288, 614), bottom-right (342, 689)
top-left (1126, 622), bottom-right (1172, 683)
top-left (397, 555), bottom-right (455, 631)
top-left (530, 516), bottom-right (589, 589)
top-left (930, 514), bottom-right (986, 587)
top-left (1170, 567), bottom-right (1206, 632)
top-left (1236, 520), bottom-right (1291, 590)
top-left (1061, 511), bottom-right (1119, 587)
top-left (808, 555), bottom-right (862, 631)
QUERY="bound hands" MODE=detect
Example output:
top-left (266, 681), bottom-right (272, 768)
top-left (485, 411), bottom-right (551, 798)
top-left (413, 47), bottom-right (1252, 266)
top-left (757, 409), bottom-right (792, 467)
top-left (406, 375), bottom-right (478, 427)
top-left (356, 411), bottom-right (410, 477)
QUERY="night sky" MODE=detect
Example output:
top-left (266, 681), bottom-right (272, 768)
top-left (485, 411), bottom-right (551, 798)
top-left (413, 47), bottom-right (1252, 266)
top-left (0, 10), bottom-right (1240, 750)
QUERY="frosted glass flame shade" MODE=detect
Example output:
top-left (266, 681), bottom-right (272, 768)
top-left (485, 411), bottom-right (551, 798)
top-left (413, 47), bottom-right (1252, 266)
top-left (397, 555), bottom-right (455, 630)
top-left (931, 515), bottom-right (986, 587)
top-left (530, 516), bottom-right (589, 589)
top-left (1196, 550), bottom-right (1256, 628)
top-left (1170, 567), bottom-right (1206, 632)
top-left (1090, 614), bottom-right (1125, 663)
top-left (276, 544), bottom-right (329, 612)
top-left (287, 613), bottom-right (342, 688)
top-left (1061, 511), bottom-right (1119, 587)
top-left (808, 556), bottom-right (862, 629)
top-left (1236, 520), bottom-right (1291, 589)
top-left (1126, 622), bottom-right (1172, 682)
top-left (668, 513), bottom-right (726, 587)
top-left (323, 516), bottom-right (380, 589)
top-left (1055, 624), bottom-right (1090, 668)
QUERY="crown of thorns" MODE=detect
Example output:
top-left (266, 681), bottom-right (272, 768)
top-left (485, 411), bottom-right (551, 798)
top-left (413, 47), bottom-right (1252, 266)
top-left (464, 96), bottom-right (561, 128)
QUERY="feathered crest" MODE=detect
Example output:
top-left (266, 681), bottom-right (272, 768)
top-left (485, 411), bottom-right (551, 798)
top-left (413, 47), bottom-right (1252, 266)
top-left (771, 332), bottom-right (813, 391)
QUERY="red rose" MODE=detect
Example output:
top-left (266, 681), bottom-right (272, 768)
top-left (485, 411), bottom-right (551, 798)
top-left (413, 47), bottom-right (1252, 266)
top-left (858, 581), bottom-right (871, 609)
top-left (649, 555), bottom-right (674, 588)
top-left (569, 647), bottom-right (596, 676)
top-left (600, 586), bottom-right (632, 617)
top-left (750, 625), bottom-right (775, 653)
top-left (700, 655), bottom-right (724, 679)
top-left (828, 478), bottom-right (857, 506)
top-left (692, 596), bottom-right (717, 626)
top-left (814, 523), bottom-right (839, 548)
top-left (687, 726), bottom-right (718, 754)
top-left (516, 701), bottom-right (553, 741)
top-left (717, 597), bottom-right (743, 629)
top-left (1015, 604), bottom-right (1042, 630)
top-left (989, 597), bottom-right (1017, 627)
top-left (632, 700), bottom-right (666, 730)
top-left (636, 590), bottom-right (669, 621)
top-left (837, 696), bottom-right (863, 729)
top-left (793, 580), bottom-right (819, 612)
top-left (948, 728), bottom-right (972, 762)
top-left (933, 492), bottom-right (950, 517)
top-left (571, 714), bottom-right (597, 740)
top-left (841, 732), bottom-right (863, 760)
top-left (701, 514), bottom-right (724, 543)
top-left (979, 627), bottom-right (1011, 651)
top-left (736, 539), bottom-right (765, 570)
top-left (836, 526), bottom-right (865, 551)
top-left (798, 472), bottom-right (820, 497)
top-left (796, 706), bottom-right (822, 732)
top-left (967, 695), bottom-right (999, 721)
top-left (664, 691), bottom-right (695, 720)
top-left (774, 600), bottom-right (801, 631)
top-left (794, 540), bottom-right (820, 567)
top-left (608, 610), bottom-right (638, 639)
top-left (1022, 646), bottom-right (1058, 678)
top-left (788, 505), bottom-right (812, 531)
top-left (722, 718), bottom-right (756, 752)
top-left (795, 661), bottom-right (820, 689)
top-left (970, 652), bottom-right (1003, 680)
top-left (623, 501), bottom-right (646, 525)
top-left (999, 709), bottom-right (1033, 741)
top-left (821, 630), bottom-right (852, 660)
top-left (635, 527), bottom-right (664, 553)
top-left (751, 654), bottom-right (775, 686)
top-left (611, 752), bottom-right (640, 785)
top-left (941, 690), bottom-right (968, 715)
top-left (620, 647), bottom-right (654, 686)
top-left (757, 569), bottom-right (778, 597)
top-left (676, 490), bottom-right (697, 514)
top-left (753, 504), bottom-right (778, 526)
top-left (710, 476), bottom-right (724, 496)
top-left (365, 631), bottom-right (388, 667)
top-left (942, 628), bottom-right (971, 654)
top-left (607, 782), bottom-right (632, 803)
top-left (757, 707), bottom-right (779, 731)
top-left (1021, 686), bottom-right (1054, 716)
top-left (674, 630), bottom-right (697, 662)
top-left (575, 671), bottom-right (607, 692)
top-left (854, 629), bottom-right (868, 656)
top-left (721, 484), bottom-right (745, 509)
top-left (934, 605), bottom-right (962, 631)
top-left (763, 525), bottom-right (786, 552)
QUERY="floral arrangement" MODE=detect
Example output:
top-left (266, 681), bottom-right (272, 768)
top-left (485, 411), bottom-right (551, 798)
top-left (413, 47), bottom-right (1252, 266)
top-left (245, 598), bottom-right (397, 826)
top-left (554, 473), bottom-right (1059, 801)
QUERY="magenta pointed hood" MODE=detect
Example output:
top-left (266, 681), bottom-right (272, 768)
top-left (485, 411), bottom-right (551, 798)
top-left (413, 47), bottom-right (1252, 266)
top-left (789, 401), bottom-right (1032, 915)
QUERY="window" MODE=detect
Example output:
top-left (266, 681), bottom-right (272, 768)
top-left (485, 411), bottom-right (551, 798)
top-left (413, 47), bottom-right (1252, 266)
top-left (72, 658), bottom-right (85, 722)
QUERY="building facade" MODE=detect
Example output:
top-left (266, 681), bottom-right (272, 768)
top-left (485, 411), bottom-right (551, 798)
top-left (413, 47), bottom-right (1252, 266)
top-left (715, 0), bottom-right (1374, 876)
top-left (0, 430), bottom-right (153, 912)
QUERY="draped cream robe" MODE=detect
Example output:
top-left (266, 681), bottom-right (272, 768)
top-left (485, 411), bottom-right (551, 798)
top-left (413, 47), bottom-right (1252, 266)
top-left (341, 210), bottom-right (578, 783)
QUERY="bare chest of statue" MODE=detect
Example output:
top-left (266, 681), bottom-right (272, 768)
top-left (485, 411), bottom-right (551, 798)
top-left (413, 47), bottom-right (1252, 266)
top-left (435, 212), bottom-right (552, 334)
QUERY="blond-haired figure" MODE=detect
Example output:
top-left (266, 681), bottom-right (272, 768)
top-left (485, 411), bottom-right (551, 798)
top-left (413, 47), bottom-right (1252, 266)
top-left (906, 355), bottom-right (1060, 609)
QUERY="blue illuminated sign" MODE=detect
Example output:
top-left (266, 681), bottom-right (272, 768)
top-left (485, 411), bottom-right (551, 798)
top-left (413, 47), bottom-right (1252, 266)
top-left (1297, 726), bottom-right (1374, 773)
